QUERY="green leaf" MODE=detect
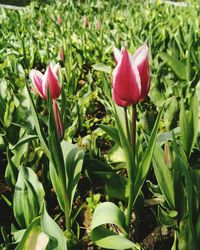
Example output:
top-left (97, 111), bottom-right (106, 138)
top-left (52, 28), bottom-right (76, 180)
top-left (180, 94), bottom-right (198, 158)
top-left (13, 167), bottom-right (44, 228)
top-left (91, 226), bottom-right (138, 249)
top-left (91, 202), bottom-right (126, 233)
top-left (62, 141), bottom-right (85, 214)
top-left (158, 206), bottom-right (175, 227)
top-left (26, 83), bottom-right (50, 159)
top-left (153, 145), bottom-right (175, 208)
top-left (5, 149), bottom-right (18, 187)
top-left (92, 63), bottom-right (112, 74)
top-left (91, 202), bottom-right (137, 249)
top-left (95, 172), bottom-right (128, 201)
top-left (10, 134), bottom-right (38, 150)
top-left (41, 206), bottom-right (67, 250)
top-left (131, 105), bottom-right (164, 207)
top-left (99, 124), bottom-right (121, 147)
top-left (178, 216), bottom-right (198, 250)
top-left (159, 52), bottom-right (187, 80)
top-left (49, 162), bottom-right (66, 212)
top-left (113, 104), bottom-right (135, 179)
top-left (16, 217), bottom-right (49, 250)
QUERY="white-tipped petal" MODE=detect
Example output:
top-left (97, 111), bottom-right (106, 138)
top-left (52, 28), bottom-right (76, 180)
top-left (113, 47), bottom-right (122, 64)
top-left (133, 44), bottom-right (149, 67)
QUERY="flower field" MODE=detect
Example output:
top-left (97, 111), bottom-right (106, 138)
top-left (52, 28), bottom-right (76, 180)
top-left (0, 0), bottom-right (200, 249)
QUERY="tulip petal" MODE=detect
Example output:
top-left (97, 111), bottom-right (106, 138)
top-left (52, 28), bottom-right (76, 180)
top-left (112, 48), bottom-right (141, 104)
top-left (133, 44), bottom-right (150, 101)
top-left (29, 70), bottom-right (46, 99)
top-left (42, 64), bottom-right (61, 100)
top-left (112, 89), bottom-right (131, 107)
top-left (113, 47), bottom-right (122, 64)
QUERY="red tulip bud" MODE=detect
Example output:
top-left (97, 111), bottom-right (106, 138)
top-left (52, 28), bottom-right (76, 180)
top-left (164, 142), bottom-right (172, 166)
top-left (96, 19), bottom-right (102, 32)
top-left (59, 47), bottom-right (65, 61)
top-left (83, 15), bottom-right (89, 28)
top-left (57, 15), bottom-right (62, 25)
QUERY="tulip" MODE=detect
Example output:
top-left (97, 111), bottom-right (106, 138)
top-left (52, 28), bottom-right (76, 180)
top-left (59, 47), bottom-right (65, 62)
top-left (29, 62), bottom-right (61, 100)
top-left (57, 15), bottom-right (62, 26)
top-left (112, 44), bottom-right (150, 106)
top-left (96, 19), bottom-right (102, 32)
top-left (83, 15), bottom-right (89, 28)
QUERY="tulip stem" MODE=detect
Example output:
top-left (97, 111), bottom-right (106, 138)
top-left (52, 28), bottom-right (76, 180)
top-left (132, 104), bottom-right (136, 157)
top-left (124, 107), bottom-right (131, 145)
top-left (125, 104), bottom-right (137, 233)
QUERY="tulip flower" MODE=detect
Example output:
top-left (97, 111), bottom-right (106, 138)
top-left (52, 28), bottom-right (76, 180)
top-left (112, 44), bottom-right (150, 106)
top-left (29, 62), bottom-right (61, 100)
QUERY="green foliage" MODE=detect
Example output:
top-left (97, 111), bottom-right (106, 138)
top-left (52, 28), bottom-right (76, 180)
top-left (13, 167), bottom-right (44, 228)
top-left (0, 0), bottom-right (199, 249)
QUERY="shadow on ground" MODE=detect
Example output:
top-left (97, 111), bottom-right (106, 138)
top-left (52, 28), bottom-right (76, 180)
top-left (0, 0), bottom-right (30, 6)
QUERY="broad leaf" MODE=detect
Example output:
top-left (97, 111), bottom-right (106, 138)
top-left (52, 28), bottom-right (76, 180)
top-left (13, 167), bottom-right (44, 228)
top-left (41, 206), bottom-right (67, 250)
top-left (16, 217), bottom-right (49, 250)
top-left (91, 202), bottom-right (137, 249)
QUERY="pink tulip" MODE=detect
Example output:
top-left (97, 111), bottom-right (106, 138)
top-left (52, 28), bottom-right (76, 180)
top-left (29, 62), bottom-right (61, 100)
top-left (57, 15), bottom-right (62, 26)
top-left (112, 44), bottom-right (150, 106)
top-left (133, 44), bottom-right (150, 101)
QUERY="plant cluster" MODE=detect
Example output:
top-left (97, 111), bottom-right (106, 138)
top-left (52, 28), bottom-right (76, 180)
top-left (0, 0), bottom-right (199, 249)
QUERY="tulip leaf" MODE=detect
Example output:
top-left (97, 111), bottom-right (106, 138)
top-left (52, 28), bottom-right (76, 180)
top-left (10, 134), bottom-right (38, 150)
top-left (159, 52), bottom-right (187, 80)
top-left (5, 149), bottom-right (18, 187)
top-left (91, 202), bottom-right (138, 249)
top-left (49, 162), bottom-right (66, 213)
top-left (26, 83), bottom-right (50, 159)
top-left (61, 141), bottom-right (85, 214)
top-left (113, 104), bottom-right (135, 179)
top-left (180, 93), bottom-right (198, 158)
top-left (94, 172), bottom-right (128, 201)
top-left (153, 145), bottom-right (175, 208)
top-left (99, 124), bottom-right (121, 147)
top-left (16, 217), bottom-right (49, 250)
top-left (41, 206), bottom-right (67, 250)
top-left (132, 105), bottom-right (164, 207)
top-left (91, 226), bottom-right (138, 249)
top-left (13, 167), bottom-right (44, 228)
top-left (92, 63), bottom-right (112, 74)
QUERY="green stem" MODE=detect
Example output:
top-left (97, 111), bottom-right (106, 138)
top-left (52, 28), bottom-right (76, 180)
top-left (124, 107), bottom-right (131, 145)
top-left (125, 104), bottom-right (137, 232)
top-left (65, 212), bottom-right (71, 231)
top-left (132, 105), bottom-right (136, 156)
